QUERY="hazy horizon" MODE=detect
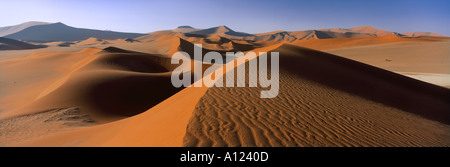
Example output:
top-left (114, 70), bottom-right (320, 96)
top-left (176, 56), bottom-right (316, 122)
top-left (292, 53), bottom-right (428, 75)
top-left (1, 0), bottom-right (449, 36)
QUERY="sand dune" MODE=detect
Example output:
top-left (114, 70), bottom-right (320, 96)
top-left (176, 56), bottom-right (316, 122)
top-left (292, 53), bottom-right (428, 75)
top-left (9, 86), bottom-right (209, 147)
top-left (181, 34), bottom-right (259, 52)
top-left (186, 25), bottom-right (253, 39)
top-left (319, 25), bottom-right (400, 37)
top-left (118, 33), bottom-right (266, 58)
top-left (146, 35), bottom-right (186, 56)
top-left (135, 30), bottom-right (180, 42)
top-left (402, 32), bottom-right (444, 37)
top-left (290, 35), bottom-right (430, 50)
top-left (173, 26), bottom-right (201, 33)
top-left (0, 47), bottom-right (181, 123)
top-left (0, 48), bottom-right (103, 113)
top-left (250, 29), bottom-right (376, 42)
top-left (75, 37), bottom-right (105, 45)
top-left (248, 25), bottom-right (406, 42)
top-left (0, 21), bottom-right (50, 37)
top-left (72, 38), bottom-right (138, 46)
top-left (183, 43), bottom-right (450, 147)
top-left (251, 31), bottom-right (298, 42)
top-left (167, 25), bottom-right (407, 42)
top-left (5, 22), bottom-right (145, 42)
top-left (0, 47), bottom-right (188, 145)
top-left (3, 43), bottom-right (280, 146)
top-left (0, 37), bottom-right (47, 50)
top-left (115, 34), bottom-right (199, 56)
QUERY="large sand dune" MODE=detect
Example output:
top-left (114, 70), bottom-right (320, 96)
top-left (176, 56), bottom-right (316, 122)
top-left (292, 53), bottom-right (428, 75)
top-left (1, 47), bottom-right (181, 122)
top-left (0, 47), bottom-right (186, 145)
top-left (183, 43), bottom-right (450, 147)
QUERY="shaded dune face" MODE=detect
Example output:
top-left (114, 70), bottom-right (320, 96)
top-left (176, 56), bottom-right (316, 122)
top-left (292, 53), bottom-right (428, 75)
top-left (68, 50), bottom-right (179, 118)
top-left (83, 53), bottom-right (170, 73)
top-left (183, 44), bottom-right (450, 147)
top-left (68, 71), bottom-right (179, 117)
top-left (275, 44), bottom-right (450, 124)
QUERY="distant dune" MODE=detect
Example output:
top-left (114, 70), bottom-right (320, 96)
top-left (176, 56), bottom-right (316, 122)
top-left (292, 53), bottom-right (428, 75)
top-left (402, 32), bottom-right (444, 37)
top-left (124, 33), bottom-right (264, 57)
top-left (0, 21), bottom-right (50, 37)
top-left (249, 27), bottom-right (393, 42)
top-left (75, 37), bottom-right (105, 45)
top-left (135, 30), bottom-right (180, 42)
top-left (0, 37), bottom-right (46, 50)
top-left (2, 22), bottom-right (446, 44)
top-left (290, 35), bottom-right (425, 50)
top-left (319, 25), bottom-right (400, 37)
top-left (186, 25), bottom-right (254, 38)
top-left (173, 26), bottom-right (201, 33)
top-left (4, 22), bottom-right (145, 42)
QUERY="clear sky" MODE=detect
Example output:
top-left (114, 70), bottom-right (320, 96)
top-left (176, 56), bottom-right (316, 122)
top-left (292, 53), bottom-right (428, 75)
top-left (1, 0), bottom-right (449, 36)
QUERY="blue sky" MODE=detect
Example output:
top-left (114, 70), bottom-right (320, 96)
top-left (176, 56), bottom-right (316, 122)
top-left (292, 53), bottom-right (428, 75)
top-left (1, 0), bottom-right (449, 36)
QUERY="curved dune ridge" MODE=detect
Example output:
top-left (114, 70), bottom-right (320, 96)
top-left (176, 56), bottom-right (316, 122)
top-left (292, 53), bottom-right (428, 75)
top-left (183, 43), bottom-right (450, 147)
top-left (114, 34), bottom-right (219, 57)
top-left (0, 46), bottom-right (182, 124)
